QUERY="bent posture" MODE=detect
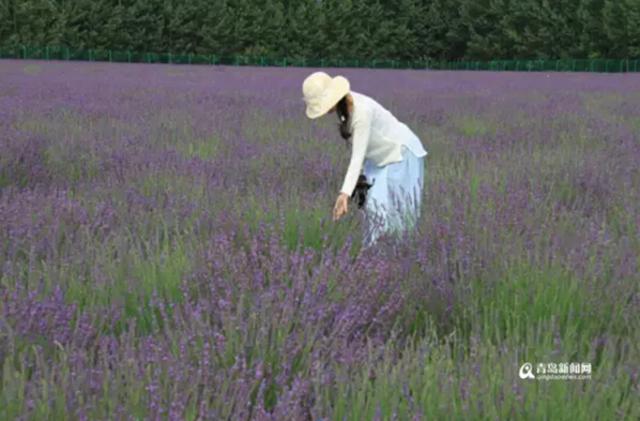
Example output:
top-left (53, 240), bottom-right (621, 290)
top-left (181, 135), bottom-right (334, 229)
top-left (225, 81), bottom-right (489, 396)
top-left (302, 72), bottom-right (428, 246)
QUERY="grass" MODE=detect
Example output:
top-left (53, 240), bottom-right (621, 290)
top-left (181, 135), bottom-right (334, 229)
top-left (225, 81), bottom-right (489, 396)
top-left (175, 135), bottom-right (221, 160)
top-left (328, 263), bottom-right (638, 420)
top-left (1, 65), bottom-right (638, 419)
top-left (454, 115), bottom-right (494, 137)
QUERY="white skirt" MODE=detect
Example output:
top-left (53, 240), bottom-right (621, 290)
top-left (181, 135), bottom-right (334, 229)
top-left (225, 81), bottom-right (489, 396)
top-left (362, 145), bottom-right (425, 246)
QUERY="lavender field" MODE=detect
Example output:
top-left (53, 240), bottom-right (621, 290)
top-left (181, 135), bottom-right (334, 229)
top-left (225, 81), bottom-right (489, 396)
top-left (1, 60), bottom-right (639, 420)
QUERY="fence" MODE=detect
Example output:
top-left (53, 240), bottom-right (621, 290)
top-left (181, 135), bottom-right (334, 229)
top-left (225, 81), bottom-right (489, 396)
top-left (1, 45), bottom-right (639, 73)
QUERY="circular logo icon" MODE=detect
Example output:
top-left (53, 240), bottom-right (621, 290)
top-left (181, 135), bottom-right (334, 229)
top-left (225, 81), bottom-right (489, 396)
top-left (519, 362), bottom-right (535, 379)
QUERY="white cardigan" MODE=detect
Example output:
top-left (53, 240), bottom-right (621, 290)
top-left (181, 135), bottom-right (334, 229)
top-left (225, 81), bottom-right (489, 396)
top-left (340, 91), bottom-right (428, 196)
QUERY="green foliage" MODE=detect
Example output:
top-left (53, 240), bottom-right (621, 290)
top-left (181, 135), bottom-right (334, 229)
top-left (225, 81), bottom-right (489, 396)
top-left (1, 0), bottom-right (638, 60)
top-left (603, 0), bottom-right (640, 58)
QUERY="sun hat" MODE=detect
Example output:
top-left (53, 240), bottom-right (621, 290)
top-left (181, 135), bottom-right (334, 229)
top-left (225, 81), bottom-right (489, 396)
top-left (302, 72), bottom-right (350, 119)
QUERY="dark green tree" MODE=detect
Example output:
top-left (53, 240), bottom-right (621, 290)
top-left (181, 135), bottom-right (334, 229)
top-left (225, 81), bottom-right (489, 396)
top-left (379, 0), bottom-right (425, 60)
top-left (166, 0), bottom-right (207, 52)
top-left (603, 0), bottom-right (630, 58)
top-left (316, 0), bottom-right (353, 59)
top-left (460, 0), bottom-right (510, 60)
top-left (199, 0), bottom-right (234, 55)
top-left (576, 0), bottom-right (607, 58)
top-left (628, 0), bottom-right (640, 57)
top-left (8, 0), bottom-right (60, 45)
top-left (249, 0), bottom-right (285, 56)
top-left (423, 0), bottom-right (468, 60)
top-left (0, 0), bottom-right (636, 63)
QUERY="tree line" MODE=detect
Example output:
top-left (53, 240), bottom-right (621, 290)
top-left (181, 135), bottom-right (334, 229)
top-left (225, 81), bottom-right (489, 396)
top-left (1, 0), bottom-right (639, 61)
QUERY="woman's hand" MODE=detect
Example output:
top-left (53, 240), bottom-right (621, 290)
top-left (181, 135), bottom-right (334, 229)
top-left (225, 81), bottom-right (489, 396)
top-left (333, 193), bottom-right (350, 221)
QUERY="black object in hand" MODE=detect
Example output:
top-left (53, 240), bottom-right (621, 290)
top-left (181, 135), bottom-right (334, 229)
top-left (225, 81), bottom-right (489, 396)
top-left (351, 175), bottom-right (374, 209)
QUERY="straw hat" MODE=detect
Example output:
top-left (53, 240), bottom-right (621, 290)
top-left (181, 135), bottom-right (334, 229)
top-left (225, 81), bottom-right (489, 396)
top-left (302, 71), bottom-right (350, 119)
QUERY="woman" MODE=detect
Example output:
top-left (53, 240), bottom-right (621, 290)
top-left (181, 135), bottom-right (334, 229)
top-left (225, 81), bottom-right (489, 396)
top-left (302, 71), bottom-right (428, 246)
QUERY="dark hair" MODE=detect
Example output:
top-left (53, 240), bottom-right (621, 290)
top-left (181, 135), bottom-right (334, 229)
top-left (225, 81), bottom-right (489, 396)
top-left (335, 95), bottom-right (351, 145)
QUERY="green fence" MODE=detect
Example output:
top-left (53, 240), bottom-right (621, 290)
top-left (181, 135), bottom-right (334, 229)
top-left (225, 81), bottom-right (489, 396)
top-left (1, 45), bottom-right (639, 73)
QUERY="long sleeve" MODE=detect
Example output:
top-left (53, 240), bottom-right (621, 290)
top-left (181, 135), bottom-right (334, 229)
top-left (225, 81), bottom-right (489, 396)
top-left (340, 109), bottom-right (372, 196)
